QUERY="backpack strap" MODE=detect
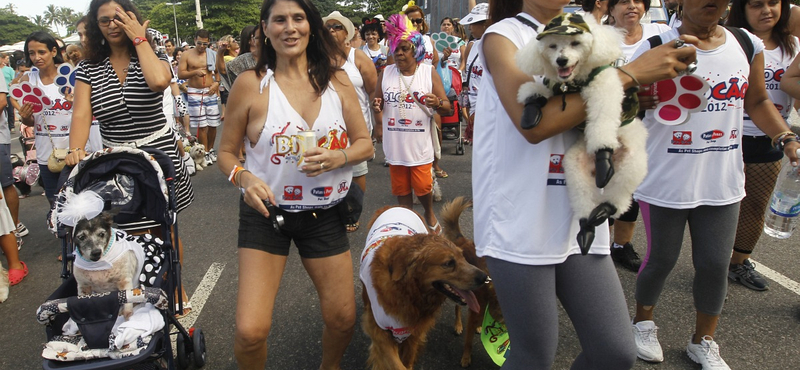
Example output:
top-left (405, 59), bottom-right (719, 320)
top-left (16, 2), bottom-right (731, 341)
top-left (723, 26), bottom-right (755, 65)
top-left (515, 15), bottom-right (539, 31)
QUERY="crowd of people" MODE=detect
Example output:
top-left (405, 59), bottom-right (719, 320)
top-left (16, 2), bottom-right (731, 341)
top-left (3, 0), bottom-right (800, 369)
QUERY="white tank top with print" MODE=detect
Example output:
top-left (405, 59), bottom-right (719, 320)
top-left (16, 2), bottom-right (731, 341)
top-left (244, 70), bottom-right (353, 212)
top-left (381, 64), bottom-right (435, 166)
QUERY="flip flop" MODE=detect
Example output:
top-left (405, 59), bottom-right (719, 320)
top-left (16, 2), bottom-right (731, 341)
top-left (435, 170), bottom-right (449, 178)
top-left (8, 261), bottom-right (28, 286)
top-left (175, 301), bottom-right (192, 319)
top-left (346, 222), bottom-right (360, 233)
top-left (427, 222), bottom-right (442, 236)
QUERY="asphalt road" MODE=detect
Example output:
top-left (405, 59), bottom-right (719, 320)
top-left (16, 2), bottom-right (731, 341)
top-left (2, 134), bottom-right (800, 370)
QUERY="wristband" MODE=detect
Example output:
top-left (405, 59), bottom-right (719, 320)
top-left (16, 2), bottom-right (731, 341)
top-left (228, 166), bottom-right (245, 186)
top-left (616, 66), bottom-right (640, 87)
top-left (234, 169), bottom-right (250, 189)
top-left (779, 136), bottom-right (799, 151)
top-left (772, 131), bottom-right (797, 149)
top-left (132, 36), bottom-right (147, 46)
top-left (338, 149), bottom-right (348, 168)
top-left (68, 147), bottom-right (84, 154)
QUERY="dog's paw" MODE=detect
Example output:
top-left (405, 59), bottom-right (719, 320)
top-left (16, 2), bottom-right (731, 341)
top-left (121, 303), bottom-right (134, 320)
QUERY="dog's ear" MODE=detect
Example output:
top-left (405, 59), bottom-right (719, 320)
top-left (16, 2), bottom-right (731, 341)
top-left (585, 20), bottom-right (624, 68)
top-left (389, 247), bottom-right (422, 282)
top-left (515, 39), bottom-right (547, 77)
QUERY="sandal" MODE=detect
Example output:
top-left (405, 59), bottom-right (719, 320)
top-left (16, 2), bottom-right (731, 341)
top-left (346, 222), bottom-right (360, 233)
top-left (175, 301), bottom-right (193, 319)
top-left (435, 170), bottom-right (449, 178)
top-left (8, 261), bottom-right (28, 286)
top-left (427, 222), bottom-right (443, 236)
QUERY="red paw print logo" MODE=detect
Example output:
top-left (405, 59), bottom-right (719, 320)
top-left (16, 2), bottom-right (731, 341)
top-left (652, 75), bottom-right (710, 126)
top-left (10, 82), bottom-right (54, 114)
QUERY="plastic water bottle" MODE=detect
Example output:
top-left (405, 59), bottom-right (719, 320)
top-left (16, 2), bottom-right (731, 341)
top-left (764, 163), bottom-right (800, 238)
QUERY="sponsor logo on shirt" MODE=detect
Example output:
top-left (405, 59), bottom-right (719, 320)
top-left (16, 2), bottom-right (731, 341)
top-left (337, 181), bottom-right (349, 194)
top-left (701, 130), bottom-right (725, 142)
top-left (311, 187), bottom-right (333, 198)
top-left (283, 185), bottom-right (303, 201)
top-left (399, 119), bottom-right (411, 126)
top-left (548, 154), bottom-right (564, 174)
top-left (672, 131), bottom-right (692, 145)
top-left (730, 129), bottom-right (738, 140)
top-left (388, 118), bottom-right (396, 126)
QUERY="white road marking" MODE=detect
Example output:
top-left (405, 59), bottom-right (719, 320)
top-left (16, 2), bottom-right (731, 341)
top-left (750, 259), bottom-right (800, 295)
top-left (171, 262), bottom-right (225, 348)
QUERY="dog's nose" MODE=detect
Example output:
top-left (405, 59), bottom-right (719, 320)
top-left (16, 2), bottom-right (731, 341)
top-left (556, 57), bottom-right (568, 67)
top-left (90, 250), bottom-right (102, 261)
top-left (474, 271), bottom-right (489, 286)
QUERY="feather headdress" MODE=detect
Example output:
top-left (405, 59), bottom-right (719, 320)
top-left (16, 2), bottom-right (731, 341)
top-left (58, 190), bottom-right (105, 227)
top-left (385, 14), bottom-right (425, 63)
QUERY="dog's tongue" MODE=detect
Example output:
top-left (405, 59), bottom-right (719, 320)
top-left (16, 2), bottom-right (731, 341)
top-left (558, 66), bottom-right (574, 79)
top-left (454, 287), bottom-right (480, 313)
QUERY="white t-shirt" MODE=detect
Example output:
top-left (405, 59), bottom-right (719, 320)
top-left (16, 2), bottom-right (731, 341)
top-left (359, 207), bottom-right (428, 343)
top-left (28, 69), bottom-right (72, 165)
top-left (743, 39), bottom-right (799, 136)
top-left (444, 38), bottom-right (465, 69)
top-left (244, 70), bottom-right (353, 212)
top-left (631, 28), bottom-right (765, 208)
top-left (464, 39), bottom-right (484, 117)
top-left (381, 64), bottom-right (435, 166)
top-left (473, 13), bottom-right (610, 266)
top-left (619, 22), bottom-right (673, 63)
top-left (422, 35), bottom-right (435, 65)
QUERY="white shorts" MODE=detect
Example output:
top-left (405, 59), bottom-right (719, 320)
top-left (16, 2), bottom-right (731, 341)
top-left (186, 87), bottom-right (221, 128)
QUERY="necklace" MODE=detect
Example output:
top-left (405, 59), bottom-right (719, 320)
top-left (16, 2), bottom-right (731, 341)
top-left (398, 65), bottom-right (418, 121)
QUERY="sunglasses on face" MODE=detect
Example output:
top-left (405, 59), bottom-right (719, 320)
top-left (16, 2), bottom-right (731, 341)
top-left (411, 18), bottom-right (424, 25)
top-left (326, 24), bottom-right (345, 31)
top-left (97, 16), bottom-right (122, 27)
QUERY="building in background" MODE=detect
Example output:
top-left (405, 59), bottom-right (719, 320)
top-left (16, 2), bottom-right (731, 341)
top-left (422, 0), bottom-right (487, 35)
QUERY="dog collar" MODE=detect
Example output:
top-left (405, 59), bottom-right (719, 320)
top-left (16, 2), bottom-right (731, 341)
top-left (74, 227), bottom-right (117, 263)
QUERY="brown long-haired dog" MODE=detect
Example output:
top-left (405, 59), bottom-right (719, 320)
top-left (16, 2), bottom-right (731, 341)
top-left (361, 206), bottom-right (489, 370)
top-left (442, 197), bottom-right (504, 368)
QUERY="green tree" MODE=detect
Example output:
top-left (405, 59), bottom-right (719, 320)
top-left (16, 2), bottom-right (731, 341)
top-left (45, 4), bottom-right (61, 36)
top-left (31, 15), bottom-right (50, 31)
top-left (0, 9), bottom-right (46, 44)
top-left (58, 7), bottom-right (82, 35)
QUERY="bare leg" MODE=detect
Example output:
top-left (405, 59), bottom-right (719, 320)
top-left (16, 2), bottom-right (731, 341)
top-left (197, 127), bottom-right (209, 149)
top-left (0, 233), bottom-right (21, 270)
top-left (417, 192), bottom-right (438, 228)
top-left (613, 220), bottom-right (635, 245)
top-left (633, 301), bottom-right (655, 323)
top-left (693, 311), bottom-right (719, 343)
top-left (3, 186), bottom-right (19, 225)
top-left (207, 127), bottom-right (217, 152)
top-left (302, 252), bottom-right (357, 370)
top-left (398, 193), bottom-right (413, 209)
top-left (234, 249), bottom-right (288, 370)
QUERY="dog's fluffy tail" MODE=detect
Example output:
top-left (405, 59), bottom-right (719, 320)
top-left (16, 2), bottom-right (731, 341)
top-left (441, 196), bottom-right (471, 243)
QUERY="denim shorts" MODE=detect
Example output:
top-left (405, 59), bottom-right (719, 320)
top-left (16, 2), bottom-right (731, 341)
top-left (237, 196), bottom-right (350, 258)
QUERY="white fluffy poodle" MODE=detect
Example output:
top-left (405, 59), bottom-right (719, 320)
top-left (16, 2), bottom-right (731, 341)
top-left (515, 13), bottom-right (648, 254)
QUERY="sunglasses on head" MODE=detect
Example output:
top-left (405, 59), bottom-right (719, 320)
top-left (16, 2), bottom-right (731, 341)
top-left (411, 18), bottom-right (424, 24)
top-left (326, 24), bottom-right (345, 31)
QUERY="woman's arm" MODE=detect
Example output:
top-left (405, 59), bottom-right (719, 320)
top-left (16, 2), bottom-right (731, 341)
top-left (458, 43), bottom-right (466, 72)
top-left (781, 51), bottom-right (800, 100)
top-left (356, 49), bottom-right (378, 101)
top-left (372, 70), bottom-right (384, 143)
top-left (115, 9), bottom-right (170, 91)
top-left (746, 52), bottom-right (800, 164)
top-left (66, 80), bottom-right (93, 165)
top-left (427, 67), bottom-right (452, 115)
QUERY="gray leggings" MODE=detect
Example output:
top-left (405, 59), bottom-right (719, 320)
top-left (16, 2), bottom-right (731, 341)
top-left (486, 255), bottom-right (636, 370)
top-left (636, 201), bottom-right (740, 315)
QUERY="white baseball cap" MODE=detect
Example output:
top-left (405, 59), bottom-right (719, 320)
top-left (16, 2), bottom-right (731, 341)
top-left (375, 14), bottom-right (385, 21)
top-left (460, 3), bottom-right (489, 25)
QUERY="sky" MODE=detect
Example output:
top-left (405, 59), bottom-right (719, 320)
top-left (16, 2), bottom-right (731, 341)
top-left (3, 0), bottom-right (92, 20)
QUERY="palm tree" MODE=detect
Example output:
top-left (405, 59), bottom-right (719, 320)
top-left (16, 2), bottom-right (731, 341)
top-left (58, 7), bottom-right (78, 35)
top-left (31, 15), bottom-right (49, 31)
top-left (44, 4), bottom-right (60, 36)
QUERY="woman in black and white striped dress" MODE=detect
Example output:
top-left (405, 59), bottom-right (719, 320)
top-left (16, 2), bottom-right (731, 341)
top-left (66, 0), bottom-right (194, 229)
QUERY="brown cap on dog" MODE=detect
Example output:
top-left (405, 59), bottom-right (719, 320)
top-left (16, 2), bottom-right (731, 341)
top-left (536, 13), bottom-right (590, 40)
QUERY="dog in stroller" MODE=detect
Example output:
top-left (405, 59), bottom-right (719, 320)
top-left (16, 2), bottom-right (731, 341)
top-left (37, 147), bottom-right (207, 370)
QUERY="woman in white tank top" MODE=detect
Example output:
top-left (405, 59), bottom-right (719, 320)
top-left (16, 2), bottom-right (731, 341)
top-left (323, 11), bottom-right (379, 232)
top-left (215, 0), bottom-right (373, 368)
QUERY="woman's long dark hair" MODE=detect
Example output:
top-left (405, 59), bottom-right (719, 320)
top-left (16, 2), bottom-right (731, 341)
top-left (727, 0), bottom-right (795, 58)
top-left (24, 31), bottom-right (64, 67)
top-left (84, 0), bottom-right (144, 63)
top-left (255, 0), bottom-right (343, 96)
top-left (488, 0), bottom-right (522, 25)
top-left (239, 25), bottom-right (258, 54)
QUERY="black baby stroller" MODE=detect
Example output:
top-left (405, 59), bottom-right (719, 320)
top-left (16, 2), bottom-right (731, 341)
top-left (37, 147), bottom-right (206, 370)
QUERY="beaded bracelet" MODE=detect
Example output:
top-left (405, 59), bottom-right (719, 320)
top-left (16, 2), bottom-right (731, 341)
top-left (339, 149), bottom-right (348, 168)
top-left (771, 130), bottom-right (796, 148)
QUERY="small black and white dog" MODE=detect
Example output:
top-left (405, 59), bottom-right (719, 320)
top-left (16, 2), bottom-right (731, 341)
top-left (72, 211), bottom-right (143, 319)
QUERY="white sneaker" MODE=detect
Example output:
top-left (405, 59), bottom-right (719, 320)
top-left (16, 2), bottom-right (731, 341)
top-left (632, 320), bottom-right (664, 362)
top-left (687, 335), bottom-right (730, 369)
top-left (209, 148), bottom-right (218, 162)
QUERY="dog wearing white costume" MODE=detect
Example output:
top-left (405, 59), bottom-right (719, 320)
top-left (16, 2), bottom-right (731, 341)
top-left (515, 13), bottom-right (648, 254)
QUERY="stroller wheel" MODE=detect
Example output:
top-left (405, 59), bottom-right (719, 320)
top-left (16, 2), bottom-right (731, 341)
top-left (455, 139), bottom-right (465, 155)
top-left (192, 327), bottom-right (207, 367)
top-left (176, 331), bottom-right (192, 369)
